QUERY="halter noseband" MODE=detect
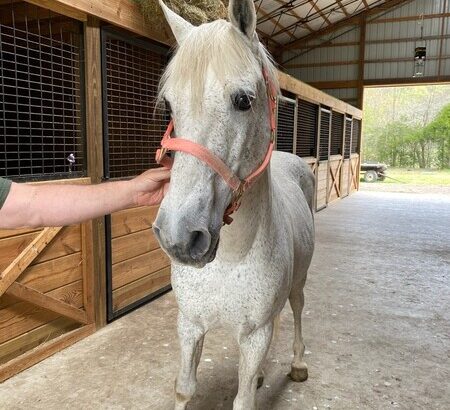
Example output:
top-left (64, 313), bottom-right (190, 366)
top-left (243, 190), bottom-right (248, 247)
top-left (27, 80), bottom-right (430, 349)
top-left (156, 68), bottom-right (277, 224)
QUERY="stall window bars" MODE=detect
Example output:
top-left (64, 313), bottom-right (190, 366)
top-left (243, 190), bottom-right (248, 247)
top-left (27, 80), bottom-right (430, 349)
top-left (0, 2), bottom-right (85, 181)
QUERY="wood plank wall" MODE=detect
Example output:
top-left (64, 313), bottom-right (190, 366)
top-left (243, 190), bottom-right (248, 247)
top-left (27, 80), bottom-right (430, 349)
top-left (0, 179), bottom-right (96, 382)
top-left (109, 206), bottom-right (170, 315)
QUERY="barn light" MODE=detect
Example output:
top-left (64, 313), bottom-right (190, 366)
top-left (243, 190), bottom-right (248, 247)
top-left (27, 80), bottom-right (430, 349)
top-left (413, 46), bottom-right (426, 77)
top-left (413, 15), bottom-right (426, 77)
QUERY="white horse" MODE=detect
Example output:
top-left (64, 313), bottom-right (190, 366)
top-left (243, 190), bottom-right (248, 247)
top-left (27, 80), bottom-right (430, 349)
top-left (153, 1), bottom-right (315, 409)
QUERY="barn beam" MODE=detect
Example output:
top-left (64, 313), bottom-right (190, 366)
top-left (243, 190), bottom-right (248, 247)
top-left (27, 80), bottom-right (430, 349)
top-left (357, 15), bottom-right (366, 109)
top-left (23, 0), bottom-right (171, 45)
top-left (336, 0), bottom-right (350, 17)
top-left (307, 0), bottom-right (332, 26)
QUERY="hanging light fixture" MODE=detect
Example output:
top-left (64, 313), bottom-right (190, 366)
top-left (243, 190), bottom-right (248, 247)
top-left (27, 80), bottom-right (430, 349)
top-left (413, 14), bottom-right (426, 77)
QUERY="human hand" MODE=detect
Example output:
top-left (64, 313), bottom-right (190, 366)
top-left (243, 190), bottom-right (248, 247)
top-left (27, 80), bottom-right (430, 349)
top-left (131, 167), bottom-right (171, 207)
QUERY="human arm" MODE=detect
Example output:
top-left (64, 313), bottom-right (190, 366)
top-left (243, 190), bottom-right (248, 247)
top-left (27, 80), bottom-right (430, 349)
top-left (0, 168), bottom-right (170, 230)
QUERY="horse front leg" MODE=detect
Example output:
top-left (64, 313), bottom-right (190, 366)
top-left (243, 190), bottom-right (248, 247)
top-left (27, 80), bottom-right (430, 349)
top-left (234, 321), bottom-right (274, 410)
top-left (174, 312), bottom-right (205, 410)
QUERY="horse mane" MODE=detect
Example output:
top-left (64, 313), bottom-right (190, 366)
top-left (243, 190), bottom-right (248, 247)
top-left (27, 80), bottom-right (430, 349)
top-left (158, 19), bottom-right (279, 112)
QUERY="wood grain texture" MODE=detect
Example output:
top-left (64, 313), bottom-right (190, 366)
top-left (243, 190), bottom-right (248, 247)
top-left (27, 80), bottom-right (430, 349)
top-left (23, 0), bottom-right (171, 44)
top-left (0, 317), bottom-right (79, 365)
top-left (112, 248), bottom-right (169, 291)
top-left (0, 227), bottom-right (62, 297)
top-left (111, 228), bottom-right (160, 265)
top-left (0, 281), bottom-right (84, 344)
top-left (111, 206), bottom-right (159, 238)
top-left (84, 16), bottom-right (106, 327)
top-left (0, 323), bottom-right (95, 383)
top-left (112, 267), bottom-right (171, 312)
top-left (6, 282), bottom-right (88, 324)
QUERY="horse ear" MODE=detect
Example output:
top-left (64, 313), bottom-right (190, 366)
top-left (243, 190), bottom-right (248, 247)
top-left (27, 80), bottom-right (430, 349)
top-left (159, 0), bottom-right (193, 44)
top-left (228, 0), bottom-right (257, 39)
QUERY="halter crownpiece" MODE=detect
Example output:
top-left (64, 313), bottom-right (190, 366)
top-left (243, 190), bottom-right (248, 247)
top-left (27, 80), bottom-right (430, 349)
top-left (156, 67), bottom-right (277, 224)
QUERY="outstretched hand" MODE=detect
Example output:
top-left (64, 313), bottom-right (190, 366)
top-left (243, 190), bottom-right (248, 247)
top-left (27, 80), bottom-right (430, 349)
top-left (132, 167), bottom-right (171, 207)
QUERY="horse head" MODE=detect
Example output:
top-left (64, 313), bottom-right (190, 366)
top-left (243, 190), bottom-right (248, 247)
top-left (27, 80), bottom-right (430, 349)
top-left (153, 0), bottom-right (277, 267)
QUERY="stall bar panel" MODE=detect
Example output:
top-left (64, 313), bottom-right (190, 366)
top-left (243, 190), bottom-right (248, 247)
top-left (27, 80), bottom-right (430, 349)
top-left (0, 2), bottom-right (86, 181)
top-left (275, 96), bottom-right (296, 154)
top-left (328, 111), bottom-right (344, 203)
top-left (316, 108), bottom-right (331, 211)
top-left (341, 117), bottom-right (353, 197)
top-left (102, 28), bottom-right (171, 321)
top-left (296, 98), bottom-right (318, 159)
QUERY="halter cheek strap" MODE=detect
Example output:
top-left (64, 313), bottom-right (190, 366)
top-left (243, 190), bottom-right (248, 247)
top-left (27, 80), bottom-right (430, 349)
top-left (156, 67), bottom-right (277, 224)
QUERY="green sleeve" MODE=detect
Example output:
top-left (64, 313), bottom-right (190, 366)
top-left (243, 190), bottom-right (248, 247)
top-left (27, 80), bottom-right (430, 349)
top-left (0, 177), bottom-right (12, 210)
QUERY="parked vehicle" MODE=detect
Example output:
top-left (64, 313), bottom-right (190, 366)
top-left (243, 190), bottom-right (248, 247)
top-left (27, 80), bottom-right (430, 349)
top-left (360, 162), bottom-right (388, 182)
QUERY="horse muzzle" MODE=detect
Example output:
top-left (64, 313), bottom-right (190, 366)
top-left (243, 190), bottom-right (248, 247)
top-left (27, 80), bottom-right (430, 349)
top-left (153, 209), bottom-right (220, 268)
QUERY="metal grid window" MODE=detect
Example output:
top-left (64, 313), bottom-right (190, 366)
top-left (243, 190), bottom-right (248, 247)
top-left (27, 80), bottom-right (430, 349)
top-left (344, 117), bottom-right (352, 159)
top-left (296, 99), bottom-right (318, 158)
top-left (319, 109), bottom-right (330, 161)
top-left (0, 3), bottom-right (85, 181)
top-left (276, 96), bottom-right (295, 154)
top-left (103, 30), bottom-right (168, 179)
top-left (330, 111), bottom-right (344, 156)
top-left (352, 119), bottom-right (361, 154)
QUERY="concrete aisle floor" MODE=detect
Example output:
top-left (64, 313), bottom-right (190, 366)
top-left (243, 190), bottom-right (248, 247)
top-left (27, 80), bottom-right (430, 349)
top-left (1, 191), bottom-right (449, 410)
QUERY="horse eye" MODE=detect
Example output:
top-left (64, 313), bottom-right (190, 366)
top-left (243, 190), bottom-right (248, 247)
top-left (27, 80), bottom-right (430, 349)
top-left (232, 92), bottom-right (254, 111)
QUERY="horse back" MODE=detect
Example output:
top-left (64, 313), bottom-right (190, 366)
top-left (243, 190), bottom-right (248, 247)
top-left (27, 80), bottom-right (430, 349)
top-left (271, 151), bottom-right (315, 213)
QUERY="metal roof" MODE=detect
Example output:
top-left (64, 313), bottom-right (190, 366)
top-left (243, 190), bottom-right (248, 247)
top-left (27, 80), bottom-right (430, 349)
top-left (255, 0), bottom-right (408, 48)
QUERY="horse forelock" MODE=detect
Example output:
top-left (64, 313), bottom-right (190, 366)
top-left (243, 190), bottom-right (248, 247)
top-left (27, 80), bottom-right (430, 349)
top-left (157, 19), bottom-right (278, 112)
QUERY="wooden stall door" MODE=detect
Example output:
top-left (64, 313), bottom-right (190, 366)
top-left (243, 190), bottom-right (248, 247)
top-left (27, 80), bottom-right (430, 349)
top-left (107, 206), bottom-right (171, 319)
top-left (0, 186), bottom-right (95, 382)
top-left (102, 28), bottom-right (171, 321)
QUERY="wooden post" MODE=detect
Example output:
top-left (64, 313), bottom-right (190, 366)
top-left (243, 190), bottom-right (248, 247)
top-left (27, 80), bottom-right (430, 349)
top-left (357, 16), bottom-right (366, 109)
top-left (84, 16), bottom-right (107, 328)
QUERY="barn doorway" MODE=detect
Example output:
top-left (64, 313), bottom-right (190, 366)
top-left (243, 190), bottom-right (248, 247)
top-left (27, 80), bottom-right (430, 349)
top-left (361, 84), bottom-right (450, 191)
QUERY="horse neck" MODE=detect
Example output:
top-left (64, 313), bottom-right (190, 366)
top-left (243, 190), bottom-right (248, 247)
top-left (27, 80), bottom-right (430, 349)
top-left (217, 168), bottom-right (272, 260)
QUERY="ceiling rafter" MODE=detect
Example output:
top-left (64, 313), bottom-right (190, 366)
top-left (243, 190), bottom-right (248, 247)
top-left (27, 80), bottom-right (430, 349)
top-left (308, 0), bottom-right (332, 25)
top-left (257, 6), bottom-right (298, 39)
top-left (336, 0), bottom-right (350, 17)
top-left (267, 0), bottom-right (366, 39)
top-left (272, 0), bottom-right (315, 33)
top-left (282, 0), bottom-right (410, 50)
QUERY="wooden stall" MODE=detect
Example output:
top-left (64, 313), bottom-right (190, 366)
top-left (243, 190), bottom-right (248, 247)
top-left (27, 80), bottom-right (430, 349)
top-left (276, 72), bottom-right (363, 211)
top-left (0, 0), bottom-right (361, 382)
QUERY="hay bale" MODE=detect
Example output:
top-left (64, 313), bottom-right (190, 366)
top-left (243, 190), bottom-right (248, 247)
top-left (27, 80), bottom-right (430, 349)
top-left (134, 0), bottom-right (227, 29)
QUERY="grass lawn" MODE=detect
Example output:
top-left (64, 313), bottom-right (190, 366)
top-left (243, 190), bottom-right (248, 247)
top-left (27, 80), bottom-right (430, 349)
top-left (362, 168), bottom-right (450, 185)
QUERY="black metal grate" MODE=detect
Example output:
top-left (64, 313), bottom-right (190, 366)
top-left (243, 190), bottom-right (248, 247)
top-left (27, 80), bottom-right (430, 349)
top-left (330, 111), bottom-right (344, 156)
top-left (0, 3), bottom-right (85, 181)
top-left (352, 118), bottom-right (361, 154)
top-left (344, 117), bottom-right (352, 159)
top-left (276, 97), bottom-right (295, 154)
top-left (296, 99), bottom-right (318, 157)
top-left (319, 109), bottom-right (330, 161)
top-left (103, 30), bottom-right (168, 179)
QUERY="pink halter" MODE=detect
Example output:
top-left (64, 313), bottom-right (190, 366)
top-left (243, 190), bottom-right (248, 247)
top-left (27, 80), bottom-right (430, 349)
top-left (156, 68), bottom-right (277, 224)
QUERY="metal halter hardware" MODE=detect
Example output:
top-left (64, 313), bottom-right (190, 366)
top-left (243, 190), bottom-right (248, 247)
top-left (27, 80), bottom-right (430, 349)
top-left (156, 67), bottom-right (277, 224)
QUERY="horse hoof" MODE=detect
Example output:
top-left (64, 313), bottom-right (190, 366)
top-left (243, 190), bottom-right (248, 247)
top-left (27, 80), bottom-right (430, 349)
top-left (257, 374), bottom-right (264, 389)
top-left (289, 366), bottom-right (308, 382)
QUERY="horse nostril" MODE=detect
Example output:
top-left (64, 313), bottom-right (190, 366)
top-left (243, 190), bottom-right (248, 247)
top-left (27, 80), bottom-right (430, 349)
top-left (187, 229), bottom-right (211, 260)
